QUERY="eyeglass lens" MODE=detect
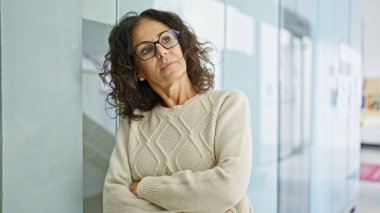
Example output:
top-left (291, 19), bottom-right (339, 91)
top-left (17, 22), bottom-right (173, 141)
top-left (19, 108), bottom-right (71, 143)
top-left (135, 29), bottom-right (178, 60)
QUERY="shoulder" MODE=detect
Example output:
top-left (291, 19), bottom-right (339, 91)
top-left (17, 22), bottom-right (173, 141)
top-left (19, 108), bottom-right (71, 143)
top-left (202, 89), bottom-right (250, 117)
top-left (224, 89), bottom-right (248, 101)
top-left (206, 89), bottom-right (249, 106)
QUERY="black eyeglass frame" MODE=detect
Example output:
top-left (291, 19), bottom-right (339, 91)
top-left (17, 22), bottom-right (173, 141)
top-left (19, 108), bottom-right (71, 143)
top-left (133, 29), bottom-right (180, 61)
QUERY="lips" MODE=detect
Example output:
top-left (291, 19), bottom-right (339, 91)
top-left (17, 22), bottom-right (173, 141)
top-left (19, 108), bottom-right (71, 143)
top-left (160, 61), bottom-right (175, 70)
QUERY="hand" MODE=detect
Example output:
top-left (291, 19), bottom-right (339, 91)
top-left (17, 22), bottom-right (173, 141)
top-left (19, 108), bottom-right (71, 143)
top-left (130, 181), bottom-right (140, 196)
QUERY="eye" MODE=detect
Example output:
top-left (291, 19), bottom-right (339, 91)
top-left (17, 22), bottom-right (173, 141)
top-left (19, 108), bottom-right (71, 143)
top-left (161, 35), bottom-right (172, 44)
top-left (141, 48), bottom-right (149, 55)
top-left (139, 45), bottom-right (154, 56)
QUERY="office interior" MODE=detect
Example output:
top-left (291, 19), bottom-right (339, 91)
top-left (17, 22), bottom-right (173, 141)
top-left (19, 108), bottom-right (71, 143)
top-left (1, 0), bottom-right (380, 212)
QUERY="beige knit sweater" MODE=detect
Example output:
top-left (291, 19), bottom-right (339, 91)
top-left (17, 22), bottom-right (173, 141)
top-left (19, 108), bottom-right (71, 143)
top-left (103, 89), bottom-right (253, 213)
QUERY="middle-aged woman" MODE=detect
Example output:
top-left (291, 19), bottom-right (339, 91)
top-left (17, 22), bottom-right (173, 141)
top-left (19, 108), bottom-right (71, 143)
top-left (100, 8), bottom-right (253, 213)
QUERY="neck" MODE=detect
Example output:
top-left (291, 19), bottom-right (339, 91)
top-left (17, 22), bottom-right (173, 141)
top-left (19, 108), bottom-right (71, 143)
top-left (152, 77), bottom-right (198, 108)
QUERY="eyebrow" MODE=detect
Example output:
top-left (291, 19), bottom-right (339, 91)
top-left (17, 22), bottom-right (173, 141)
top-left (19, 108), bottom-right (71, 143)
top-left (135, 29), bottom-right (170, 46)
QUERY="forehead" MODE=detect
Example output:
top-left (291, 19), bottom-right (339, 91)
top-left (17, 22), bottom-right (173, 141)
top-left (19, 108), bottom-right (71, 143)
top-left (131, 18), bottom-right (169, 46)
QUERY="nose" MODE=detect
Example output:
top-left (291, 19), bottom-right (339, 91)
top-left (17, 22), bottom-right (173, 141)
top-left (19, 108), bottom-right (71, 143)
top-left (154, 43), bottom-right (168, 58)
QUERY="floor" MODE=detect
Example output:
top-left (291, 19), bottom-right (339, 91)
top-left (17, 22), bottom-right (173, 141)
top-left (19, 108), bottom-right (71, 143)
top-left (278, 143), bottom-right (380, 213)
top-left (358, 144), bottom-right (380, 213)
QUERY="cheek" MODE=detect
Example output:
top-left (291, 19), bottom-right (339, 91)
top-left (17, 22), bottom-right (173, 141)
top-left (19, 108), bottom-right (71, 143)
top-left (174, 49), bottom-right (186, 68)
top-left (135, 60), bottom-right (156, 77)
top-left (135, 61), bottom-right (146, 75)
top-left (176, 48), bottom-right (186, 66)
top-left (176, 45), bottom-right (185, 59)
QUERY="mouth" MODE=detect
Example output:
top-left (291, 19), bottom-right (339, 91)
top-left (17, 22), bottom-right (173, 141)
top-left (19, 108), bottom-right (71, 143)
top-left (160, 61), bottom-right (175, 70)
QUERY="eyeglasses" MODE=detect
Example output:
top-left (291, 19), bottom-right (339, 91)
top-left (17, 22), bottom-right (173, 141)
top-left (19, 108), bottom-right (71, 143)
top-left (133, 29), bottom-right (179, 61)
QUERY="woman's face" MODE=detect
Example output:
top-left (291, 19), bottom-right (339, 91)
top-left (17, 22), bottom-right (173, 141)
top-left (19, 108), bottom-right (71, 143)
top-left (131, 18), bottom-right (187, 90)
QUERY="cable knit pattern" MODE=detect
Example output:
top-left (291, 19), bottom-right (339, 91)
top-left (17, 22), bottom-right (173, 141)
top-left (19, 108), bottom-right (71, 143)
top-left (103, 89), bottom-right (254, 213)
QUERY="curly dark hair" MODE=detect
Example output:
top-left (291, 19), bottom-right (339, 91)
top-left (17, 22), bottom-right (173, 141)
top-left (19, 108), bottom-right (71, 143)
top-left (99, 9), bottom-right (215, 121)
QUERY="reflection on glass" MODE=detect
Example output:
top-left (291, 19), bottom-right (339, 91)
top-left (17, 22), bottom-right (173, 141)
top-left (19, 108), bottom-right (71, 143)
top-left (226, 5), bottom-right (255, 56)
top-left (82, 8), bottom-right (117, 213)
top-left (278, 29), bottom-right (313, 213)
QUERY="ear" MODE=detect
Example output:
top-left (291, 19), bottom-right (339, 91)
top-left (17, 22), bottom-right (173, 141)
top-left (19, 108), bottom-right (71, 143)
top-left (138, 72), bottom-right (146, 79)
top-left (136, 71), bottom-right (146, 81)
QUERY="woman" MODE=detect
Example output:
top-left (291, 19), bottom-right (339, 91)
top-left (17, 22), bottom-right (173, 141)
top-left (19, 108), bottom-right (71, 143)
top-left (100, 9), bottom-right (253, 213)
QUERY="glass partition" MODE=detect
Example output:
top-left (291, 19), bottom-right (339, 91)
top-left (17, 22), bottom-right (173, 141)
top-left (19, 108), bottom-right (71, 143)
top-left (309, 0), bottom-right (361, 212)
top-left (82, 1), bottom-right (117, 212)
top-left (222, 1), bottom-right (280, 212)
top-left (278, 0), bottom-right (361, 213)
top-left (1, 0), bottom-right (82, 212)
top-left (278, 2), bottom-right (313, 212)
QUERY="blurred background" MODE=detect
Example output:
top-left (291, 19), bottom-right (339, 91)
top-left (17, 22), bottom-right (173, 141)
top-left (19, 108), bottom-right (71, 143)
top-left (1, 0), bottom-right (380, 212)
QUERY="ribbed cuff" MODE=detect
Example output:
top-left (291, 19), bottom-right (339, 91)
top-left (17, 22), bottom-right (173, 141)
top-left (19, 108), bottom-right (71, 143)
top-left (137, 176), bottom-right (161, 205)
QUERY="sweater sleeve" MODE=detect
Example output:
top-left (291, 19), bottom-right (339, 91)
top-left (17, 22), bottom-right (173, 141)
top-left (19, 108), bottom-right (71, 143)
top-left (103, 119), bottom-right (171, 213)
top-left (136, 90), bottom-right (253, 213)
